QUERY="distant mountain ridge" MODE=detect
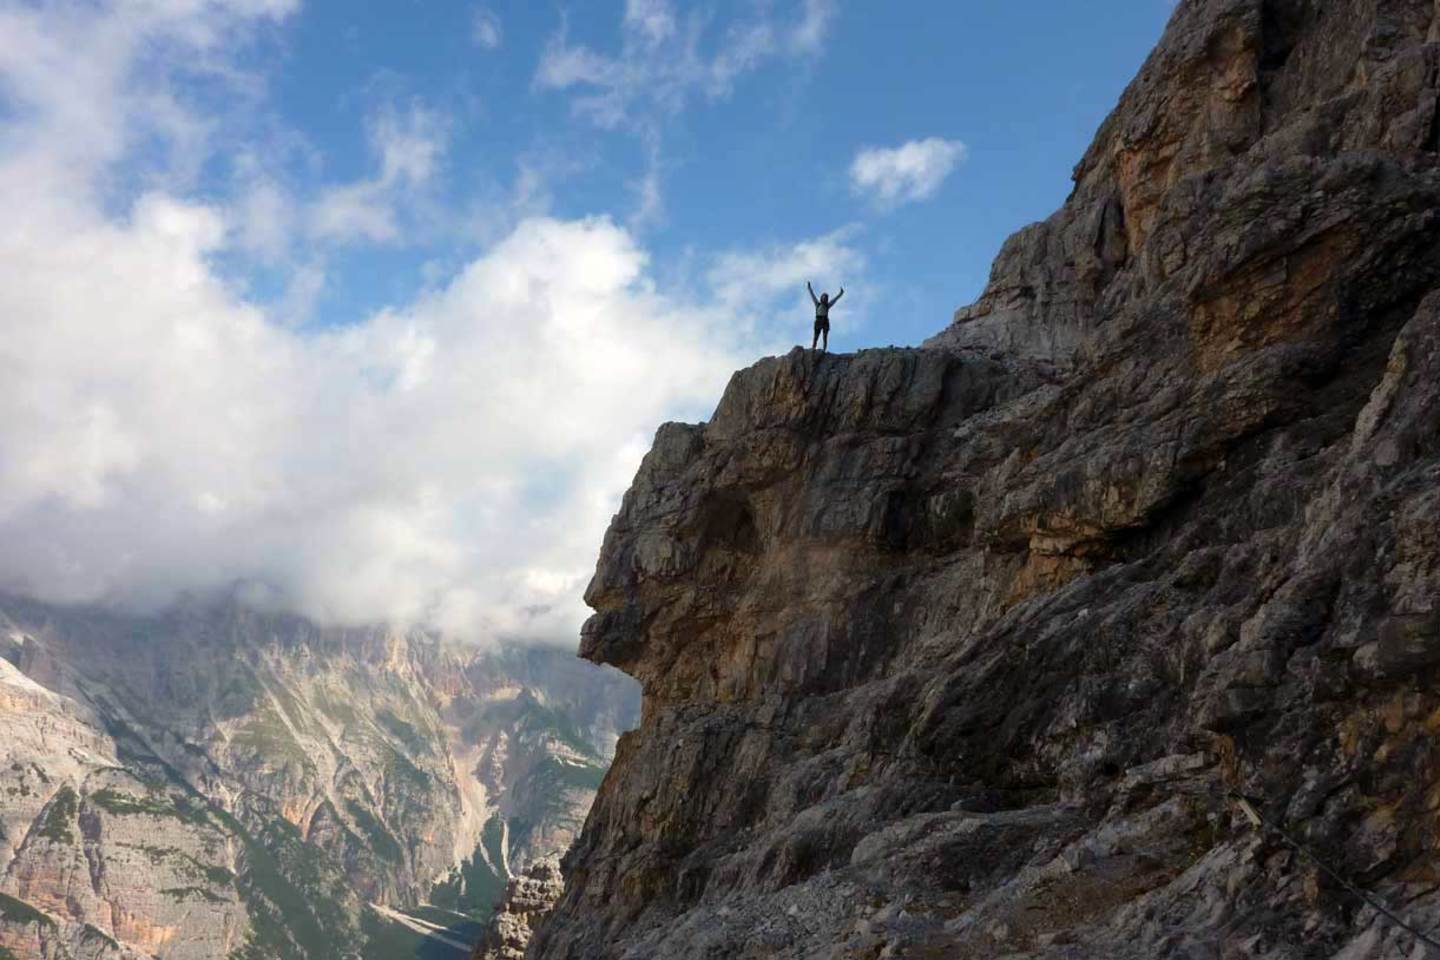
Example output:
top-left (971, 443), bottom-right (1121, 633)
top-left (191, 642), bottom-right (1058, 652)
top-left (0, 596), bottom-right (637, 960)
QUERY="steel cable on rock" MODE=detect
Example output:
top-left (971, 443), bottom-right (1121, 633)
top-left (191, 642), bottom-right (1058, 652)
top-left (1229, 792), bottom-right (1440, 957)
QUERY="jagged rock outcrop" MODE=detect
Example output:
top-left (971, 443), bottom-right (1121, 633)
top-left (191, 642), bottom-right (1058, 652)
top-left (470, 861), bottom-right (564, 960)
top-left (532, 1), bottom-right (1440, 957)
top-left (0, 600), bottom-right (636, 960)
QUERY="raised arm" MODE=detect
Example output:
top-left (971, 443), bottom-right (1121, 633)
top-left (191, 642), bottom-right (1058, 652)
top-left (832, 287), bottom-right (845, 304)
top-left (806, 281), bottom-right (818, 305)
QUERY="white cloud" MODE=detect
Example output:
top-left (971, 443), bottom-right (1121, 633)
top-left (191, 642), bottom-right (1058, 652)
top-left (791, 0), bottom-right (836, 54)
top-left (707, 227), bottom-right (866, 341)
top-left (373, 105), bottom-right (445, 184)
top-left (533, 1), bottom-right (838, 226)
top-left (626, 133), bottom-right (666, 229)
top-left (707, 21), bottom-right (777, 93)
top-left (276, 260), bottom-right (327, 326)
top-left (0, 0), bottom-right (296, 193)
top-left (232, 176), bottom-right (296, 261)
top-left (534, 0), bottom-right (836, 128)
top-left (708, 228), bottom-right (863, 315)
top-left (310, 180), bottom-right (397, 242)
top-left (624, 0), bottom-right (675, 44)
top-left (0, 194), bottom-right (856, 641)
top-left (0, 0), bottom-right (863, 643)
top-left (308, 102), bottom-right (447, 244)
top-left (471, 7), bottom-right (502, 49)
top-left (629, 165), bottom-right (664, 229)
top-left (534, 40), bottom-right (621, 94)
top-left (850, 137), bottom-right (968, 208)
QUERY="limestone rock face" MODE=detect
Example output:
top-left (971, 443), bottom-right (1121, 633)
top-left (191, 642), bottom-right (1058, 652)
top-left (471, 861), bottom-right (564, 960)
top-left (533, 1), bottom-right (1440, 958)
top-left (0, 602), bottom-right (636, 960)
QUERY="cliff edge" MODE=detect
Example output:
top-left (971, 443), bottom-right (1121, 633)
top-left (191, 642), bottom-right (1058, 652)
top-left (533, 0), bottom-right (1440, 956)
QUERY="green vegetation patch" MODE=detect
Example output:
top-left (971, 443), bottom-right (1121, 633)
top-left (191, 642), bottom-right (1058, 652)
top-left (408, 905), bottom-right (483, 938)
top-left (360, 908), bottom-right (427, 960)
top-left (344, 801), bottom-right (404, 864)
top-left (217, 808), bottom-right (364, 960)
top-left (517, 698), bottom-right (602, 759)
top-left (87, 697), bottom-right (359, 960)
top-left (458, 693), bottom-right (604, 761)
top-left (383, 748), bottom-right (434, 793)
top-left (121, 843), bottom-right (237, 886)
top-left (201, 862), bottom-right (237, 886)
top-left (360, 907), bottom-right (472, 960)
top-left (124, 842), bottom-right (183, 865)
top-left (377, 710), bottom-right (433, 756)
top-left (429, 817), bottom-right (507, 920)
top-left (161, 886), bottom-right (227, 904)
top-left (314, 690), bottom-right (359, 728)
top-left (37, 785), bottom-right (78, 844)
top-left (481, 814), bottom-right (505, 869)
top-left (0, 892), bottom-right (55, 928)
top-left (100, 712), bottom-right (203, 796)
top-left (264, 677), bottom-right (316, 736)
top-left (230, 708), bottom-right (314, 771)
top-left (0, 945), bottom-right (20, 960)
top-left (81, 923), bottom-right (121, 949)
top-left (214, 664), bottom-right (265, 718)
top-left (227, 895), bottom-right (297, 960)
top-left (90, 788), bottom-right (211, 827)
top-left (534, 756), bottom-right (606, 794)
top-left (504, 759), bottom-right (605, 859)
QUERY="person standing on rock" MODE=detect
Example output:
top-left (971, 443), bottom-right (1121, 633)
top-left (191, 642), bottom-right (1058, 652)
top-left (808, 281), bottom-right (844, 352)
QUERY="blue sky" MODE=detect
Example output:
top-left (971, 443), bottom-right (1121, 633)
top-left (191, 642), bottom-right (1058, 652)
top-left (225, 0), bottom-right (1171, 345)
top-left (0, 0), bottom-right (1172, 641)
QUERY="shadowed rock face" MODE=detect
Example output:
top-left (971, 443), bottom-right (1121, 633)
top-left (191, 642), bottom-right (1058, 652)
top-left (531, 1), bottom-right (1440, 957)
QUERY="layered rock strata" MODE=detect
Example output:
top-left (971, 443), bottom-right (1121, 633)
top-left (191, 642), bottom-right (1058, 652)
top-left (0, 601), bottom-right (636, 960)
top-left (532, 1), bottom-right (1440, 957)
top-left (471, 862), bottom-right (565, 960)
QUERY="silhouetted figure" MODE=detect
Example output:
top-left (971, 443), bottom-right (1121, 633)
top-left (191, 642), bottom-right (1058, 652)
top-left (808, 281), bottom-right (844, 352)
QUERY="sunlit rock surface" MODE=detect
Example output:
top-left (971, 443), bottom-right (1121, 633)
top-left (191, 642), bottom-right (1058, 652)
top-left (532, 1), bottom-right (1440, 957)
top-left (471, 861), bottom-right (564, 960)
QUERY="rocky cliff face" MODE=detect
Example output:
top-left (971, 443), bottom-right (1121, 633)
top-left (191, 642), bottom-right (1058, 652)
top-left (532, 1), bottom-right (1440, 957)
top-left (0, 598), bottom-right (636, 960)
top-left (470, 861), bottom-right (564, 960)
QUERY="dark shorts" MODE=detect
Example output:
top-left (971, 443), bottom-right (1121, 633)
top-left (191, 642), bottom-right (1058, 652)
top-left (814, 317), bottom-right (830, 330)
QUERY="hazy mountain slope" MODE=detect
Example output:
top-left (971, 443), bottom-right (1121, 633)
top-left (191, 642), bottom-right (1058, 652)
top-left (531, 1), bottom-right (1440, 957)
top-left (0, 598), bottom-right (636, 960)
